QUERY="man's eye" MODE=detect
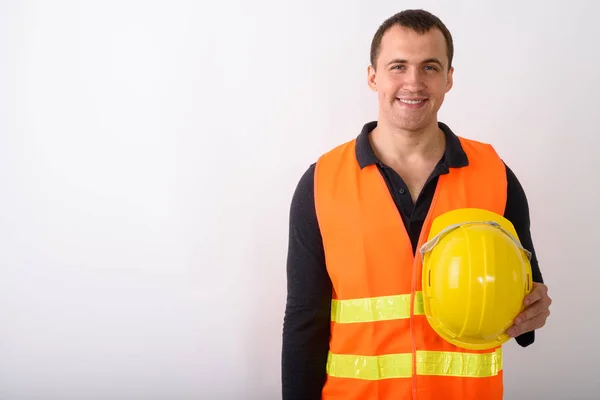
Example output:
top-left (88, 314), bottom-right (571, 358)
top-left (425, 65), bottom-right (438, 71)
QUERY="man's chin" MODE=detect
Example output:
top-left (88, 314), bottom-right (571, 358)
top-left (390, 117), bottom-right (432, 132)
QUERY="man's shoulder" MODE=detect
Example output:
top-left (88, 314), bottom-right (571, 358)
top-left (317, 137), bottom-right (358, 161)
top-left (440, 122), bottom-right (494, 147)
top-left (291, 136), bottom-right (359, 204)
top-left (454, 134), bottom-right (502, 160)
top-left (294, 162), bottom-right (316, 196)
top-left (455, 133), bottom-right (495, 148)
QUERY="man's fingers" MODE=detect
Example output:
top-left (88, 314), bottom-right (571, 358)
top-left (516, 291), bottom-right (552, 324)
top-left (508, 310), bottom-right (550, 337)
top-left (523, 283), bottom-right (547, 306)
top-left (515, 300), bottom-right (544, 325)
top-left (507, 283), bottom-right (551, 337)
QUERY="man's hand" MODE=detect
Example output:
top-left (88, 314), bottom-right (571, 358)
top-left (507, 282), bottom-right (552, 337)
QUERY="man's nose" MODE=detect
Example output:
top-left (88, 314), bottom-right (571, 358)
top-left (402, 69), bottom-right (425, 91)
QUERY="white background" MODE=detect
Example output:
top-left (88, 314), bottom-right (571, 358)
top-left (1, 0), bottom-right (598, 399)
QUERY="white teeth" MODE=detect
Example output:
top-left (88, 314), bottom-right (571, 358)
top-left (398, 99), bottom-right (424, 104)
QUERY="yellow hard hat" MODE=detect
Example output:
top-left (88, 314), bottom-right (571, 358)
top-left (419, 208), bottom-right (533, 350)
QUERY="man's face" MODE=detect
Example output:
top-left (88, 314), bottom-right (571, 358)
top-left (368, 25), bottom-right (454, 132)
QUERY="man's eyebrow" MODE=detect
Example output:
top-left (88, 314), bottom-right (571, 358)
top-left (385, 58), bottom-right (444, 67)
top-left (422, 58), bottom-right (444, 66)
top-left (386, 59), bottom-right (408, 67)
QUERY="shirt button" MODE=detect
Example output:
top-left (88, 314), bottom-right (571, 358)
top-left (399, 188), bottom-right (406, 194)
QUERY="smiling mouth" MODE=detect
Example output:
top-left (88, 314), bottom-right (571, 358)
top-left (396, 98), bottom-right (428, 108)
top-left (397, 98), bottom-right (426, 104)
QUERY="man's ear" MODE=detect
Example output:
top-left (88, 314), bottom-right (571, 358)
top-left (445, 66), bottom-right (454, 93)
top-left (367, 65), bottom-right (377, 92)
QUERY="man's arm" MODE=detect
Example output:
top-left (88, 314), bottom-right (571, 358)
top-left (282, 164), bottom-right (332, 400)
top-left (503, 162), bottom-right (544, 347)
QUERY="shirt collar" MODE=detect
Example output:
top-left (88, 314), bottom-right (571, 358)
top-left (355, 121), bottom-right (469, 170)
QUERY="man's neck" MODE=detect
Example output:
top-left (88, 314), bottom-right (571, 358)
top-left (369, 119), bottom-right (445, 167)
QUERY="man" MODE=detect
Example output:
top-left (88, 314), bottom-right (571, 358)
top-left (282, 9), bottom-right (551, 400)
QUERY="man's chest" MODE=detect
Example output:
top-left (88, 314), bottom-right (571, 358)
top-left (389, 163), bottom-right (439, 203)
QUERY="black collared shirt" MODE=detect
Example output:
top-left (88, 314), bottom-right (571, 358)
top-left (282, 121), bottom-right (544, 400)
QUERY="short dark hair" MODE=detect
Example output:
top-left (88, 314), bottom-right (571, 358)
top-left (370, 9), bottom-right (454, 70)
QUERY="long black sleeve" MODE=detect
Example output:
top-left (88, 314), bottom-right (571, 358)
top-left (503, 162), bottom-right (544, 347)
top-left (281, 164), bottom-right (331, 400)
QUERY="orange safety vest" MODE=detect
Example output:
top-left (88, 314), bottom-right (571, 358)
top-left (314, 135), bottom-right (507, 400)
